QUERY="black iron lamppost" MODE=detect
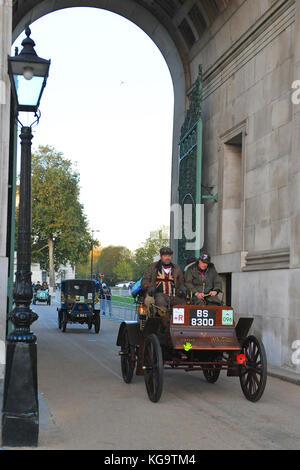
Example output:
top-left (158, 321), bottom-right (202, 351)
top-left (2, 26), bottom-right (51, 447)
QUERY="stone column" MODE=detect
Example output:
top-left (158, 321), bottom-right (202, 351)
top-left (288, 0), bottom-right (300, 369)
top-left (0, 0), bottom-right (13, 378)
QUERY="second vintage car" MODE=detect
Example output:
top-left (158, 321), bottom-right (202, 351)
top-left (57, 279), bottom-right (100, 333)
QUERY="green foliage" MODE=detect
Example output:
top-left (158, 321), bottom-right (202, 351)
top-left (132, 225), bottom-right (170, 279)
top-left (76, 246), bottom-right (102, 279)
top-left (31, 145), bottom-right (93, 274)
top-left (75, 225), bottom-right (170, 286)
top-left (113, 258), bottom-right (133, 281)
top-left (96, 246), bottom-right (133, 285)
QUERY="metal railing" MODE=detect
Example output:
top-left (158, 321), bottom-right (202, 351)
top-left (53, 287), bottom-right (137, 322)
top-left (103, 287), bottom-right (137, 322)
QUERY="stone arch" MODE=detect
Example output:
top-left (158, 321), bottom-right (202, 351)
top-left (11, 0), bottom-right (234, 227)
top-left (12, 0), bottom-right (189, 236)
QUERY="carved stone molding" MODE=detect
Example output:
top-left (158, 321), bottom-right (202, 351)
top-left (202, 0), bottom-right (296, 100)
top-left (243, 248), bottom-right (290, 272)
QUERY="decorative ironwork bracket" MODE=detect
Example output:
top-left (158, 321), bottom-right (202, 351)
top-left (202, 194), bottom-right (218, 202)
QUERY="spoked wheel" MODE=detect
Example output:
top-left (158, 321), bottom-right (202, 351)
top-left (143, 334), bottom-right (163, 403)
top-left (120, 329), bottom-right (136, 384)
top-left (203, 365), bottom-right (221, 384)
top-left (94, 315), bottom-right (100, 334)
top-left (239, 335), bottom-right (267, 402)
top-left (62, 313), bottom-right (67, 333)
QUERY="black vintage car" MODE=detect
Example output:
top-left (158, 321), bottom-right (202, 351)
top-left (57, 279), bottom-right (100, 333)
top-left (117, 292), bottom-right (267, 403)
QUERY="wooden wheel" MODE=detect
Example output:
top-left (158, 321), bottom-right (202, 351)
top-left (120, 329), bottom-right (135, 384)
top-left (143, 334), bottom-right (163, 403)
top-left (203, 365), bottom-right (221, 384)
top-left (239, 335), bottom-right (267, 402)
top-left (94, 314), bottom-right (100, 334)
top-left (62, 312), bottom-right (67, 333)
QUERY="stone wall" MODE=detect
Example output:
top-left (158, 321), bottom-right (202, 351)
top-left (188, 0), bottom-right (300, 372)
top-left (0, 0), bottom-right (12, 378)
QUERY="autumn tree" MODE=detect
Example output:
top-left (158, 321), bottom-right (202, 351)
top-left (132, 225), bottom-right (170, 279)
top-left (96, 246), bottom-right (133, 285)
top-left (76, 245), bottom-right (103, 279)
top-left (31, 145), bottom-right (93, 286)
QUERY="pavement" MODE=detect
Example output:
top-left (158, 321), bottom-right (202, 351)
top-left (1, 303), bottom-right (300, 450)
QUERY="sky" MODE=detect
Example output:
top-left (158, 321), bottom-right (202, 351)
top-left (13, 7), bottom-right (174, 251)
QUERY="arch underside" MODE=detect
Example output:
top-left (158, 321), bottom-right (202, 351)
top-left (12, 0), bottom-right (232, 90)
top-left (11, 0), bottom-right (232, 260)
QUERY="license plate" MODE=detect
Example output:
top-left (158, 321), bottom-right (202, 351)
top-left (190, 308), bottom-right (216, 327)
top-left (77, 314), bottom-right (87, 318)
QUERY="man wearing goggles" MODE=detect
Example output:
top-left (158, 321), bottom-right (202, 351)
top-left (184, 252), bottom-right (223, 306)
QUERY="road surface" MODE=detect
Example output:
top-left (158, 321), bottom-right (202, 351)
top-left (15, 304), bottom-right (300, 450)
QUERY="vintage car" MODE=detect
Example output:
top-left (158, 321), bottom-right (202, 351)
top-left (57, 279), bottom-right (100, 333)
top-left (33, 287), bottom-right (51, 305)
top-left (116, 293), bottom-right (267, 403)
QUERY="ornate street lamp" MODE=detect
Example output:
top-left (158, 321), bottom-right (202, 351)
top-left (2, 26), bottom-right (51, 447)
top-left (8, 26), bottom-right (50, 113)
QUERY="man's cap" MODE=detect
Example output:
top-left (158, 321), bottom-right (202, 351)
top-left (186, 256), bottom-right (197, 265)
top-left (160, 246), bottom-right (173, 256)
top-left (199, 253), bottom-right (211, 264)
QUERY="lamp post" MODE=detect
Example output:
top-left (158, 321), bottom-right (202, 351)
top-left (2, 26), bottom-right (51, 447)
top-left (91, 230), bottom-right (100, 280)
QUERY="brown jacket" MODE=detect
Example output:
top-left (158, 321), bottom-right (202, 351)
top-left (141, 260), bottom-right (184, 294)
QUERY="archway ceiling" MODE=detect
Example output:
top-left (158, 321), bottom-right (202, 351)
top-left (12, 0), bottom-right (232, 55)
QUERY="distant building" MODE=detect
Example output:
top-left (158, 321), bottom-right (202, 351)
top-left (13, 252), bottom-right (75, 286)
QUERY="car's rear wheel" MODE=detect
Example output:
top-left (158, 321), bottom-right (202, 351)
top-left (94, 314), bottom-right (100, 334)
top-left (62, 313), bottom-right (67, 332)
top-left (120, 329), bottom-right (136, 384)
top-left (203, 365), bottom-right (221, 384)
top-left (143, 334), bottom-right (163, 403)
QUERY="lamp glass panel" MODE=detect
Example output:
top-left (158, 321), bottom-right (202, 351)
top-left (13, 74), bottom-right (44, 107)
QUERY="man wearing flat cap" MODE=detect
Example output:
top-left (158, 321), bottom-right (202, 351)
top-left (141, 247), bottom-right (186, 312)
top-left (184, 252), bottom-right (223, 306)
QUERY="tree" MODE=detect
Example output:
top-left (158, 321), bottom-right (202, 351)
top-left (31, 145), bottom-right (93, 286)
top-left (97, 246), bottom-right (133, 285)
top-left (132, 225), bottom-right (170, 279)
top-left (113, 258), bottom-right (133, 281)
top-left (76, 245), bottom-right (103, 279)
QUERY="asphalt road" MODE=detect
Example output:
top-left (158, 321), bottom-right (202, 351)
top-left (28, 303), bottom-right (300, 450)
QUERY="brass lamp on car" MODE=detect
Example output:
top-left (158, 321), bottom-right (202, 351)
top-left (137, 304), bottom-right (148, 330)
top-left (137, 305), bottom-right (147, 316)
